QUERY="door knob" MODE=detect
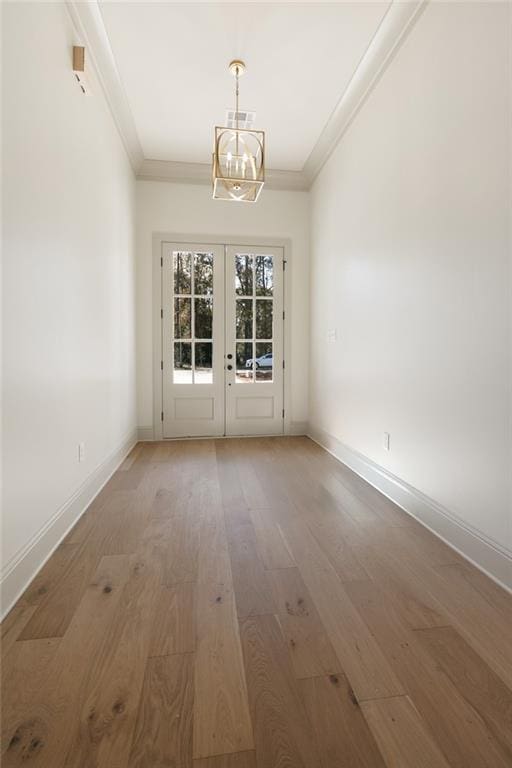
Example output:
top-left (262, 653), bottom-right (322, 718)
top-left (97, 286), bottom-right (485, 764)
top-left (227, 364), bottom-right (233, 370)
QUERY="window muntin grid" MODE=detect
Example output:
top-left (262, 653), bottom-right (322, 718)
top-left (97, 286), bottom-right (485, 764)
top-left (173, 251), bottom-right (214, 384)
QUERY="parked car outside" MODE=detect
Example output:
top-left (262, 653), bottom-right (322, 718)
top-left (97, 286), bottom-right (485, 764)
top-left (246, 352), bottom-right (273, 368)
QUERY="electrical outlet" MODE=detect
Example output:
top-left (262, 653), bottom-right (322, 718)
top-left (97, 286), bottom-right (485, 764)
top-left (78, 442), bottom-right (86, 462)
top-left (383, 432), bottom-right (390, 451)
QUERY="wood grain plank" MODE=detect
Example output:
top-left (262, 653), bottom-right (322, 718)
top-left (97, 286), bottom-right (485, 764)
top-left (194, 751), bottom-right (256, 768)
top-left (351, 543), bottom-right (447, 629)
top-left (156, 442), bottom-right (214, 586)
top-left (289, 436), bottom-right (409, 527)
top-left (249, 507), bottom-right (295, 570)
top-left (300, 673), bottom-right (386, 767)
top-left (62, 551), bottom-right (162, 768)
top-left (320, 473), bottom-right (382, 526)
top-left (370, 525), bottom-right (512, 689)
top-left (226, 520), bottom-right (276, 618)
top-left (149, 582), bottom-right (196, 657)
top-left (403, 523), bottom-right (464, 566)
top-left (270, 567), bottom-right (338, 678)
top-left (305, 512), bottom-right (370, 582)
top-left (297, 437), bottom-right (411, 527)
top-left (19, 544), bottom-right (101, 640)
top-left (194, 582), bottom-right (254, 759)
top-left (2, 555), bottom-right (130, 767)
top-left (92, 490), bottom-right (144, 556)
top-left (1, 637), bottom-right (61, 749)
top-left (151, 441), bottom-right (176, 462)
top-left (4, 436), bottom-right (512, 768)
top-left (248, 438), bottom-right (298, 509)
top-left (361, 696), bottom-right (451, 768)
top-left (1, 605), bottom-right (37, 657)
top-left (415, 625), bottom-right (512, 762)
top-left (239, 614), bottom-right (322, 768)
top-left (346, 578), bottom-right (511, 768)
top-left (215, 439), bottom-right (249, 514)
top-left (128, 653), bottom-right (194, 768)
top-left (2, 636), bottom-right (60, 695)
top-left (62, 506), bottom-right (97, 546)
top-left (277, 516), bottom-right (404, 700)
top-left (162, 503), bottom-right (201, 586)
top-left (20, 544), bottom-right (80, 607)
top-left (437, 562), bottom-right (512, 618)
top-left (119, 442), bottom-right (143, 471)
top-left (234, 439), bottom-right (271, 510)
top-left (193, 470), bottom-right (253, 760)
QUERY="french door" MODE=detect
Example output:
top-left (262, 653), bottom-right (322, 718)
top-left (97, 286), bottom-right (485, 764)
top-left (162, 242), bottom-right (284, 438)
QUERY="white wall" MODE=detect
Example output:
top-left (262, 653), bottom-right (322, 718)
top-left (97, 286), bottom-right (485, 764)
top-left (136, 181), bottom-right (309, 431)
top-left (309, 3), bottom-right (511, 572)
top-left (2, 2), bottom-right (137, 613)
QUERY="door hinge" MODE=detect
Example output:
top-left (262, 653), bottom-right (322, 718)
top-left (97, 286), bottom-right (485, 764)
top-left (160, 360), bottom-right (163, 371)
top-left (282, 360), bottom-right (285, 369)
top-left (283, 260), bottom-right (286, 271)
top-left (160, 257), bottom-right (163, 268)
top-left (161, 411), bottom-right (164, 422)
top-left (282, 408), bottom-right (285, 418)
top-left (282, 310), bottom-right (285, 320)
top-left (160, 308), bottom-right (163, 319)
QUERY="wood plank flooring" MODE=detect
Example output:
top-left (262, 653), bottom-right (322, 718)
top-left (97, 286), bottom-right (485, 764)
top-left (2, 436), bottom-right (511, 768)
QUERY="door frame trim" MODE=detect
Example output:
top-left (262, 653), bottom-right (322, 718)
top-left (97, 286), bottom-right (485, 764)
top-left (152, 232), bottom-right (293, 440)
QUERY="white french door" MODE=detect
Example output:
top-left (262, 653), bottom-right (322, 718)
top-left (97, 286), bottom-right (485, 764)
top-left (161, 242), bottom-right (284, 438)
top-left (162, 243), bottom-right (225, 437)
top-left (225, 245), bottom-right (284, 435)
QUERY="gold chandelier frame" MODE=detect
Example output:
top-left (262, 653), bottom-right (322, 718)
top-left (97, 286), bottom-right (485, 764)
top-left (212, 60), bottom-right (265, 203)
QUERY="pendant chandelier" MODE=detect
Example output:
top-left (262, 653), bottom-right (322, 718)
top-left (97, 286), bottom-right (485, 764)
top-left (212, 60), bottom-right (265, 203)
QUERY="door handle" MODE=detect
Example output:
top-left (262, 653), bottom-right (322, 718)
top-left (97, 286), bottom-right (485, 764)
top-left (227, 364), bottom-right (233, 370)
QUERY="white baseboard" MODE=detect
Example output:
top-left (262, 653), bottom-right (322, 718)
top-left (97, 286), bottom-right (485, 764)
top-left (0, 429), bottom-right (138, 619)
top-left (137, 426), bottom-right (155, 441)
top-left (308, 425), bottom-right (512, 593)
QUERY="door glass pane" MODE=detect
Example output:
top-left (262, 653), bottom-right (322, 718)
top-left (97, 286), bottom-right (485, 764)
top-left (255, 342), bottom-right (273, 381)
top-left (174, 298), bottom-right (191, 339)
top-left (194, 342), bottom-right (212, 384)
top-left (173, 252), bottom-right (192, 294)
top-left (256, 299), bottom-right (273, 339)
top-left (236, 342), bottom-right (253, 383)
top-left (171, 249), bottom-right (216, 386)
top-left (174, 342), bottom-right (192, 383)
top-left (255, 255), bottom-right (273, 296)
top-left (235, 254), bottom-right (253, 295)
top-left (195, 298), bottom-right (213, 339)
top-left (194, 253), bottom-right (213, 295)
top-left (236, 299), bottom-right (253, 339)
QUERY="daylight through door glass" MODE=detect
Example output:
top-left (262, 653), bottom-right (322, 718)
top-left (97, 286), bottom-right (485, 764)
top-left (173, 251), bottom-right (214, 383)
top-left (234, 253), bottom-right (274, 383)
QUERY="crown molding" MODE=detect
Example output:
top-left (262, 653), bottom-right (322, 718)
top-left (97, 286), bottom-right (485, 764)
top-left (65, 0), bottom-right (425, 192)
top-left (303, 0), bottom-right (426, 186)
top-left (137, 159), bottom-right (309, 191)
top-left (65, 1), bottom-right (144, 172)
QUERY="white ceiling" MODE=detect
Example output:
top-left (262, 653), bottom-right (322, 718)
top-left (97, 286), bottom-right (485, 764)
top-left (99, 2), bottom-right (390, 171)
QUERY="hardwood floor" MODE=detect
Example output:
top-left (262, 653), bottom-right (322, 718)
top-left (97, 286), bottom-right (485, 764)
top-left (2, 436), bottom-right (511, 767)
